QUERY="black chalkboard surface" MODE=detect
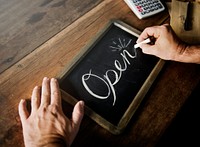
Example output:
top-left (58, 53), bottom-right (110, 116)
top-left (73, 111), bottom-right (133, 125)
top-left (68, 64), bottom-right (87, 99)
top-left (59, 20), bottom-right (164, 134)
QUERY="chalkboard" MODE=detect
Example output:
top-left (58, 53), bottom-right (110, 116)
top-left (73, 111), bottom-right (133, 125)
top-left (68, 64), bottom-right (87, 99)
top-left (59, 20), bottom-right (164, 134)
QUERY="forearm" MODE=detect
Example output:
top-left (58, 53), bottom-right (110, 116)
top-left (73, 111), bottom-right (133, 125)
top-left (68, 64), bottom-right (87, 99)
top-left (174, 44), bottom-right (200, 64)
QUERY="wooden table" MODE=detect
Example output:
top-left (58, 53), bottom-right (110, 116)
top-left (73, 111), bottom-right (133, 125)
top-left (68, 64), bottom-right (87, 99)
top-left (0, 1), bottom-right (200, 147)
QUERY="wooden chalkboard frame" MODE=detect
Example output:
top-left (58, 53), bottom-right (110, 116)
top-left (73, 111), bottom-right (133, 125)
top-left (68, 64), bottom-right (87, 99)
top-left (58, 20), bottom-right (165, 135)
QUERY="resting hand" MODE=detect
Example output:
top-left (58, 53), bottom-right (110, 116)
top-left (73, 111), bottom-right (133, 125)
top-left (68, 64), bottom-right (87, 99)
top-left (18, 77), bottom-right (84, 147)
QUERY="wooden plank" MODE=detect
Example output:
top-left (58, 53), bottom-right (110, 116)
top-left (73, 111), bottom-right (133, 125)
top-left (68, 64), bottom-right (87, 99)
top-left (1, 0), bottom-right (190, 146)
top-left (0, 0), bottom-right (102, 74)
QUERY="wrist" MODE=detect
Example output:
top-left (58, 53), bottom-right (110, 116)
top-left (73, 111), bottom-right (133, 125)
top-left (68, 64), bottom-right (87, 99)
top-left (42, 137), bottom-right (68, 147)
top-left (24, 135), bottom-right (68, 147)
top-left (172, 42), bottom-right (200, 64)
top-left (171, 41), bottom-right (187, 62)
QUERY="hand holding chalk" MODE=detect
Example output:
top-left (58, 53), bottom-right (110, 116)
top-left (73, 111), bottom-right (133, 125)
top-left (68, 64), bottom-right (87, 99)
top-left (134, 38), bottom-right (151, 48)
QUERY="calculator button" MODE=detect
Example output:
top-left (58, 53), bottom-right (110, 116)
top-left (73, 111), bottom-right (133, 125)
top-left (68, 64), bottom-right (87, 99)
top-left (138, 9), bottom-right (143, 12)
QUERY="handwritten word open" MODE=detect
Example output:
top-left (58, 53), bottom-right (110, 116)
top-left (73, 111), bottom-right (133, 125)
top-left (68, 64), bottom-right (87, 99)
top-left (82, 39), bottom-right (137, 106)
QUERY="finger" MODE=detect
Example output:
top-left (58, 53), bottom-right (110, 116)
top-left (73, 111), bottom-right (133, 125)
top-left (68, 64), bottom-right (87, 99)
top-left (137, 26), bottom-right (160, 43)
top-left (137, 28), bottom-right (153, 43)
top-left (40, 77), bottom-right (50, 106)
top-left (71, 101), bottom-right (84, 129)
top-left (50, 78), bottom-right (61, 106)
top-left (18, 99), bottom-right (29, 123)
top-left (31, 86), bottom-right (41, 113)
top-left (70, 101), bottom-right (84, 145)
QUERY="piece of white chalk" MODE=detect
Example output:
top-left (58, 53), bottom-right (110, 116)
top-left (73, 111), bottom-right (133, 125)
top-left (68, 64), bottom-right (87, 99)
top-left (134, 38), bottom-right (151, 48)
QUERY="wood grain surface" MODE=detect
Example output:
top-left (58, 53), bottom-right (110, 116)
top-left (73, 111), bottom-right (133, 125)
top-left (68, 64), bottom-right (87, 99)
top-left (0, 0), bottom-right (101, 73)
top-left (1, 1), bottom-right (199, 147)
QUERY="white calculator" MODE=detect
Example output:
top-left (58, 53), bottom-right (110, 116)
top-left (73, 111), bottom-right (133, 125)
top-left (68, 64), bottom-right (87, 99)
top-left (124, 0), bottom-right (165, 19)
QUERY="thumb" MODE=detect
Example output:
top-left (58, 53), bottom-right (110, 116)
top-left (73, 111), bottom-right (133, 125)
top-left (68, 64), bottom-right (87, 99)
top-left (70, 101), bottom-right (84, 145)
top-left (71, 101), bottom-right (84, 130)
top-left (139, 43), bottom-right (155, 55)
top-left (18, 99), bottom-right (29, 123)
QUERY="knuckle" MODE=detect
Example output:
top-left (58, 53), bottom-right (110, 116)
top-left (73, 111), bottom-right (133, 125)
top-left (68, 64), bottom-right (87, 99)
top-left (43, 93), bottom-right (50, 98)
top-left (161, 24), bottom-right (170, 32)
top-left (52, 90), bottom-right (60, 97)
top-left (38, 106), bottom-right (47, 117)
top-left (49, 104), bottom-right (59, 112)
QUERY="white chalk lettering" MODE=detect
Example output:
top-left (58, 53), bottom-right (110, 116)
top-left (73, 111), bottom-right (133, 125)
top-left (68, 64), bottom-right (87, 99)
top-left (82, 70), bottom-right (111, 100)
top-left (82, 38), bottom-right (137, 106)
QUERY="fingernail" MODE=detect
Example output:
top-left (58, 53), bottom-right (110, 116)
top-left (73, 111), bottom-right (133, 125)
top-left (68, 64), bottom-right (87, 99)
top-left (20, 99), bottom-right (25, 103)
top-left (34, 86), bottom-right (39, 89)
top-left (51, 78), bottom-right (57, 82)
top-left (44, 77), bottom-right (49, 81)
top-left (79, 101), bottom-right (85, 109)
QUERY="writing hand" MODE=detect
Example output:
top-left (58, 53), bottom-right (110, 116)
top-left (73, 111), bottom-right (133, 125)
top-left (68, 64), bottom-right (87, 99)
top-left (136, 24), bottom-right (186, 61)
